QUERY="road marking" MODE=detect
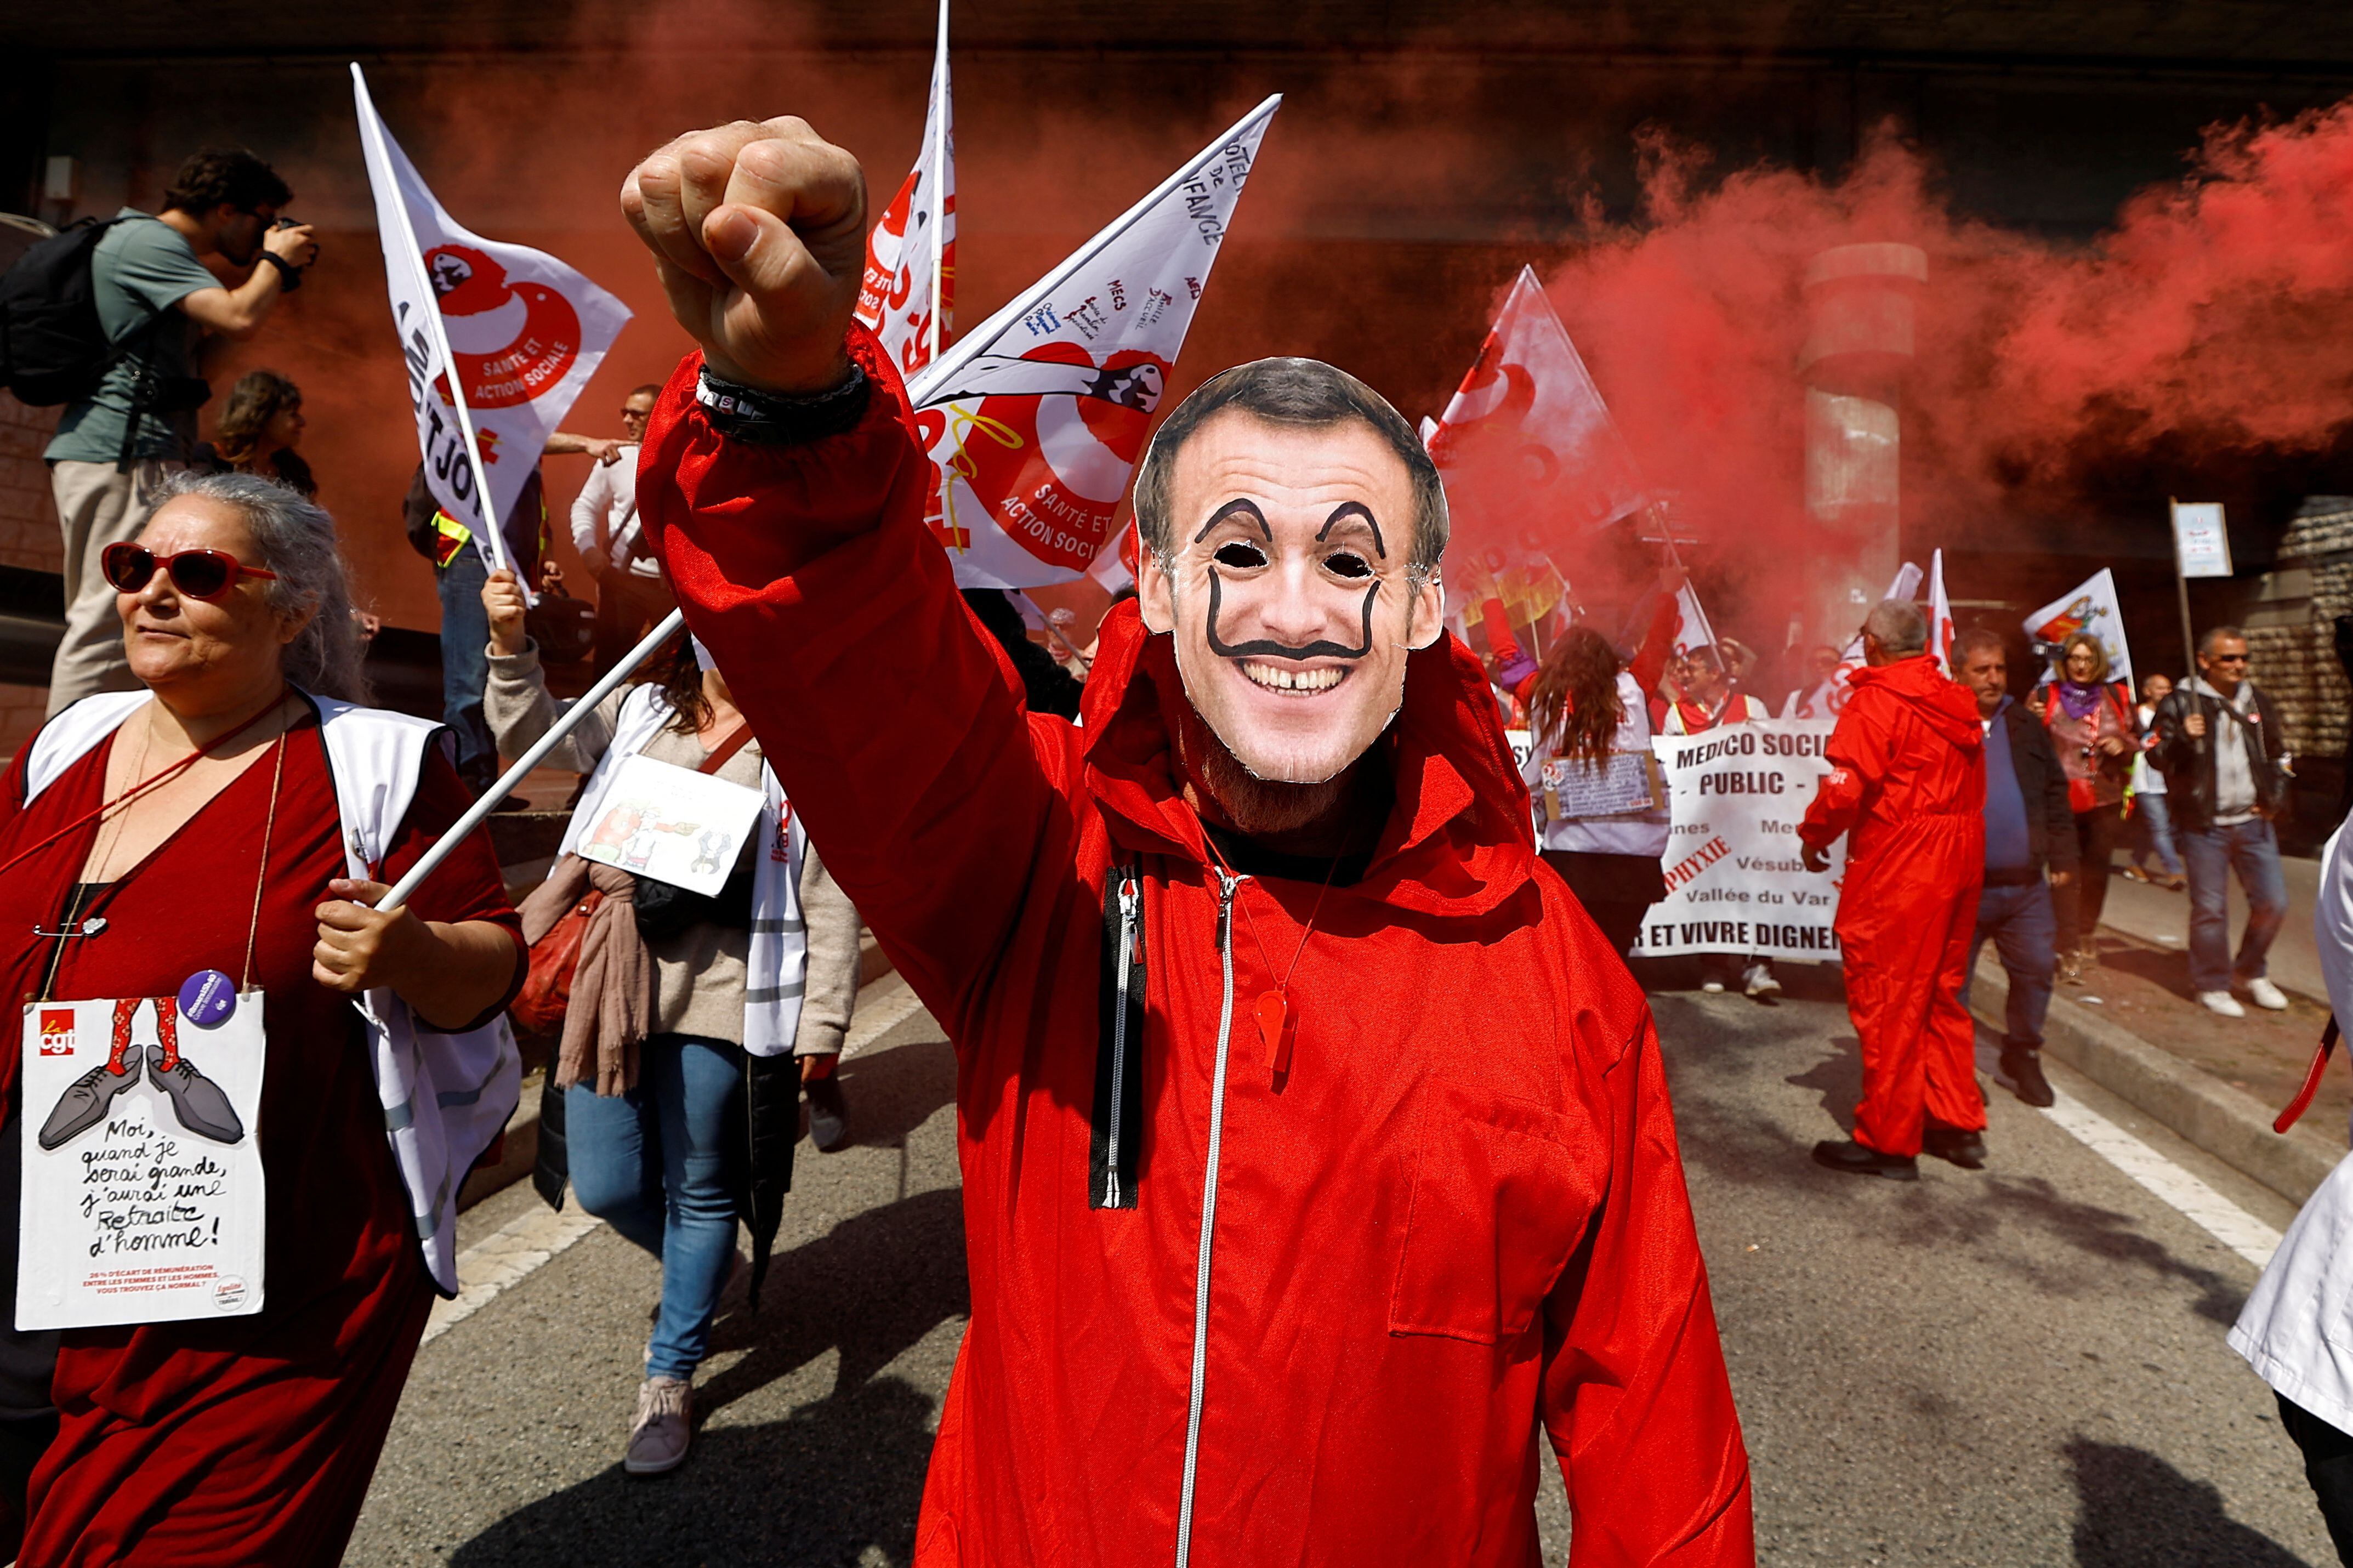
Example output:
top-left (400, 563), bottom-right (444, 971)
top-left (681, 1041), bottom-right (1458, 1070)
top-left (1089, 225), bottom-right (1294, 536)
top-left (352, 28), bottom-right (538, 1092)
top-left (2040, 1089), bottom-right (2283, 1270)
top-left (421, 971), bottom-right (930, 1349)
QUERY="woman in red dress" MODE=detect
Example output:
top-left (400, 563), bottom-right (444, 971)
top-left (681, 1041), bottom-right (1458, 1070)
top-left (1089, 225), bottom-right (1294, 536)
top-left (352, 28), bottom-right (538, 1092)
top-left (0, 472), bottom-right (524, 1564)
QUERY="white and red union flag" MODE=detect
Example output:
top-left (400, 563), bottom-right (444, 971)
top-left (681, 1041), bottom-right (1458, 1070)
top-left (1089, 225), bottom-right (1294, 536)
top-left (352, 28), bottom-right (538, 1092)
top-left (353, 65), bottom-right (630, 568)
top-left (905, 95), bottom-right (1281, 590)
top-left (855, 0), bottom-right (954, 378)
top-left (2024, 566), bottom-right (2135, 686)
top-left (1425, 265), bottom-right (1650, 604)
top-left (1927, 548), bottom-right (1956, 673)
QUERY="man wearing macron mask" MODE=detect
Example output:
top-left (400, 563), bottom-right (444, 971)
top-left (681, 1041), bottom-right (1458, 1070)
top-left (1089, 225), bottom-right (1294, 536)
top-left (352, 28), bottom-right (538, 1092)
top-left (620, 115), bottom-right (1750, 1565)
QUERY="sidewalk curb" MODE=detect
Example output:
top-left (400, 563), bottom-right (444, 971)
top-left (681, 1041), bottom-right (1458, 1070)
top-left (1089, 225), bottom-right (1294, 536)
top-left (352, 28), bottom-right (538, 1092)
top-left (1968, 953), bottom-right (2336, 1206)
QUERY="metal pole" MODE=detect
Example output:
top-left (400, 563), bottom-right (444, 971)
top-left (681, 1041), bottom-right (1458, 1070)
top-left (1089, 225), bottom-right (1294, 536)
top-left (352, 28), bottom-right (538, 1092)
top-left (924, 0), bottom-right (949, 367)
top-left (379, 607), bottom-right (686, 910)
top-left (2170, 497), bottom-right (2197, 680)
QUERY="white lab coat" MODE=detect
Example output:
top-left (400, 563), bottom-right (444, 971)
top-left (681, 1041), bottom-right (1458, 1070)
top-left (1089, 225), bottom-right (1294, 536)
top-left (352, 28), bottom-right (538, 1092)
top-left (2229, 823), bottom-right (2353, 1431)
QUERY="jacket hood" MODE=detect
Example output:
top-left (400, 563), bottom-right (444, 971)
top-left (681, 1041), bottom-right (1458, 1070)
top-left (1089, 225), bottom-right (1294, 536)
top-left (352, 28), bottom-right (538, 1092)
top-left (1849, 655), bottom-right (1986, 754)
top-left (1078, 601), bottom-right (1536, 919)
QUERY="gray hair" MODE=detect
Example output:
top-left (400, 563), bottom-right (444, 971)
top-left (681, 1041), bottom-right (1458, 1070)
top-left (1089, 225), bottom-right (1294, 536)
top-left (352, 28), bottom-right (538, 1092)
top-left (1951, 626), bottom-right (2005, 663)
top-left (1862, 598), bottom-right (1929, 657)
top-left (1132, 356), bottom-right (1450, 590)
top-left (2199, 624), bottom-right (2248, 657)
top-left (143, 470), bottom-right (372, 703)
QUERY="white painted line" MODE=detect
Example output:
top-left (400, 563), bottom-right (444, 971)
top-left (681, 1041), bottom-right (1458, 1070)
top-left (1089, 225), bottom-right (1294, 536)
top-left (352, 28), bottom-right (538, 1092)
top-left (2040, 1088), bottom-right (2283, 1270)
top-left (420, 972), bottom-right (932, 1350)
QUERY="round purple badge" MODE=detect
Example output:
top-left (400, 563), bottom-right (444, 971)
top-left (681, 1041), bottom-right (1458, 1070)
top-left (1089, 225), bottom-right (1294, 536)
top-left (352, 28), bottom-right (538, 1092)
top-left (178, 969), bottom-right (237, 1029)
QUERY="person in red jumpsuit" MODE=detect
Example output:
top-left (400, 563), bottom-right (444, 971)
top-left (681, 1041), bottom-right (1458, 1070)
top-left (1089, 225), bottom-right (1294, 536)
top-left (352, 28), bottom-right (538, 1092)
top-left (1799, 599), bottom-right (1989, 1179)
top-left (620, 117), bottom-right (1752, 1564)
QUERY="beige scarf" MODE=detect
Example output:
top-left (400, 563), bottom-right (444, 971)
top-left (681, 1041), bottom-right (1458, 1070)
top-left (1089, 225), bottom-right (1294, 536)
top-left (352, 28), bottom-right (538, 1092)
top-left (518, 854), bottom-right (655, 1095)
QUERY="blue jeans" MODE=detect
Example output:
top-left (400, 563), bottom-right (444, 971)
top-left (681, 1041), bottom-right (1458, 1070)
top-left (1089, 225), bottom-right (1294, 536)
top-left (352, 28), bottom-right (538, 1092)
top-left (2180, 819), bottom-right (2289, 995)
top-left (1961, 879), bottom-right (2056, 1050)
top-left (2133, 793), bottom-right (2184, 878)
top-left (433, 548), bottom-right (499, 793)
top-left (566, 1035), bottom-right (744, 1382)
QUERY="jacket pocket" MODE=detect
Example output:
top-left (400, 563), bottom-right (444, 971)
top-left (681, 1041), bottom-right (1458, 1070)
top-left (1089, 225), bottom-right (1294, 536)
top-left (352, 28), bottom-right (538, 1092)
top-left (1389, 1076), bottom-right (1600, 1346)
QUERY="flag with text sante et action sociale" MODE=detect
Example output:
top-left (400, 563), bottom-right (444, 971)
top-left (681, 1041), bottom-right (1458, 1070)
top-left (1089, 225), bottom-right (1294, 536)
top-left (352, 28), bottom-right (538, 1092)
top-left (353, 66), bottom-right (630, 566)
top-left (905, 96), bottom-right (1281, 591)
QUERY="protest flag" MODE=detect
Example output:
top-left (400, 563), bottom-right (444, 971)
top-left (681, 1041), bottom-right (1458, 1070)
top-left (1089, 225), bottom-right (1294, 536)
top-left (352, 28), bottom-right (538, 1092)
top-left (855, 0), bottom-right (954, 377)
top-left (353, 64), bottom-right (630, 575)
top-left (1927, 548), bottom-right (1956, 673)
top-left (906, 95), bottom-right (1281, 590)
top-left (1426, 265), bottom-right (1651, 616)
top-left (2024, 567), bottom-right (2135, 686)
top-left (1785, 561), bottom-right (1924, 718)
top-left (1667, 577), bottom-right (1721, 666)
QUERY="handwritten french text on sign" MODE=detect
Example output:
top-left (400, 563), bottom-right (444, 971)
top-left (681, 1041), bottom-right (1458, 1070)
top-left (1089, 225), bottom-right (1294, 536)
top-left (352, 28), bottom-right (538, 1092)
top-left (1543, 751), bottom-right (1664, 820)
top-left (1630, 719), bottom-right (1846, 962)
top-left (576, 754), bottom-right (765, 898)
top-left (19, 996), bottom-right (266, 1330)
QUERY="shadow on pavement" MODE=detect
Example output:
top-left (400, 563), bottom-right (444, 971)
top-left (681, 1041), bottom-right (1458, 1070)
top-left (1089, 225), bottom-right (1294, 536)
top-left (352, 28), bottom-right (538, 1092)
top-left (449, 1373), bottom-right (940, 1568)
top-left (2067, 1438), bottom-right (2314, 1567)
top-left (1985, 1176), bottom-right (2246, 1326)
top-left (832, 1035), bottom-right (958, 1152)
top-left (705, 1185), bottom-right (970, 1397)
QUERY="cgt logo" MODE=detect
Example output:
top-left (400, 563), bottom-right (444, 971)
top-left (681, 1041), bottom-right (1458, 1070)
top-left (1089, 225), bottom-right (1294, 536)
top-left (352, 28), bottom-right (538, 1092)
top-left (38, 1008), bottom-right (74, 1057)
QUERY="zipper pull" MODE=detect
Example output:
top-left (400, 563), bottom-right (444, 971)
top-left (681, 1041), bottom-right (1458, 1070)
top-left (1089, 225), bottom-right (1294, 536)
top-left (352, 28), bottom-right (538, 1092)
top-left (1118, 873), bottom-right (1139, 935)
top-left (1214, 870), bottom-right (1239, 952)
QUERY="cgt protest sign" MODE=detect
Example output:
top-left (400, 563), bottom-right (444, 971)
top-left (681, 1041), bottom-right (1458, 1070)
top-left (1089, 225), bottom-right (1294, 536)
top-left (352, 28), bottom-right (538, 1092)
top-left (1632, 718), bottom-right (1848, 963)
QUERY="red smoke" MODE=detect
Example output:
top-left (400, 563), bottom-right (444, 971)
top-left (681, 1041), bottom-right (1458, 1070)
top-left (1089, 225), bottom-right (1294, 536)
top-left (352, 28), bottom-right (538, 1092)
top-left (1533, 106), bottom-right (2353, 632)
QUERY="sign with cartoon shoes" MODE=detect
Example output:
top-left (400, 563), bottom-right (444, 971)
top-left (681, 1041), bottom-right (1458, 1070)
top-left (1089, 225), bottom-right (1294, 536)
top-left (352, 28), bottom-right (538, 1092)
top-left (19, 995), bottom-right (266, 1330)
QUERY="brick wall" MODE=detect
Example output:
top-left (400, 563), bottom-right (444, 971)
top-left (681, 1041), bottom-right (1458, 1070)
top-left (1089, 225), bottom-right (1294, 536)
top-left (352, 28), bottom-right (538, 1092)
top-left (2246, 501), bottom-right (2353, 765)
top-left (0, 394), bottom-right (58, 758)
top-left (0, 393), bottom-right (60, 573)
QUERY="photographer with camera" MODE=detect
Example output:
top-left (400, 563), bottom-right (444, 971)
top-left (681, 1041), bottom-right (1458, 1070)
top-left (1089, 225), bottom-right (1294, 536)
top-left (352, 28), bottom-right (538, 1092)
top-left (37, 148), bottom-right (316, 715)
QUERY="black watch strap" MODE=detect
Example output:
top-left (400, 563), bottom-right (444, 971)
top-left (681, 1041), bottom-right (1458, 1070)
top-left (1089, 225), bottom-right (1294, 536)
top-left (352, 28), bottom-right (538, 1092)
top-left (696, 363), bottom-right (871, 446)
top-left (258, 251), bottom-right (303, 291)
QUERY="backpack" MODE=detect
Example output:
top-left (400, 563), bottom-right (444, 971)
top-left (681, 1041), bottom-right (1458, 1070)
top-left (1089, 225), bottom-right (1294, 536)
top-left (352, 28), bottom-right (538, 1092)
top-left (0, 217), bottom-right (163, 407)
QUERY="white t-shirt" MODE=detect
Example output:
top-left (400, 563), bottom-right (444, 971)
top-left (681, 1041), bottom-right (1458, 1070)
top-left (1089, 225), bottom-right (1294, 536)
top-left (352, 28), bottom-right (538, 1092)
top-left (2130, 703), bottom-right (2166, 796)
top-left (570, 445), bottom-right (656, 579)
top-left (1521, 671), bottom-right (1671, 859)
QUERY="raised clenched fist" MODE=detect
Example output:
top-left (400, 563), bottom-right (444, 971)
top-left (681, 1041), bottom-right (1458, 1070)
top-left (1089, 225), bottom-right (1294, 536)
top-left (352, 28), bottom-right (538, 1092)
top-left (621, 117), bottom-right (868, 396)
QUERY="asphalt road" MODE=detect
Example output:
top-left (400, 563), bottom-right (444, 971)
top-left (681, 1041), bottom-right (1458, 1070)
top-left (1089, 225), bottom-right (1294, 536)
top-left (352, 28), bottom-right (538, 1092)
top-left (346, 964), bottom-right (2337, 1566)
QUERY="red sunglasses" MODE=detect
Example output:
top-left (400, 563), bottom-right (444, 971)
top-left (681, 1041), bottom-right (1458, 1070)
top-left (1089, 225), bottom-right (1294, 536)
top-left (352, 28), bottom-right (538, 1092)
top-left (102, 543), bottom-right (279, 601)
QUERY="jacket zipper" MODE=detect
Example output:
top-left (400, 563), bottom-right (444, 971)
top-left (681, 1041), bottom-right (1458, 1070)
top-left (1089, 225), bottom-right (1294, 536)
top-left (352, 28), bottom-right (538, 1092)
top-left (1105, 871), bottom-right (1140, 1209)
top-left (1175, 868), bottom-right (1241, 1567)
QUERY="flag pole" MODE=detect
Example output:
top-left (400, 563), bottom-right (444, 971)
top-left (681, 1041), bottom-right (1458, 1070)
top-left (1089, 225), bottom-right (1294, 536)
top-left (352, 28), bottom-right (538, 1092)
top-left (351, 63), bottom-right (512, 581)
top-left (380, 608), bottom-right (686, 910)
top-left (924, 0), bottom-right (948, 367)
top-left (2169, 497), bottom-right (2197, 680)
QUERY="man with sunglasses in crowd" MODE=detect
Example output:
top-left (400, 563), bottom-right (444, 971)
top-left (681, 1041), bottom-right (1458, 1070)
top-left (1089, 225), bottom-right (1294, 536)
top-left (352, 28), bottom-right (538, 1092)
top-left (2152, 626), bottom-right (2295, 1019)
top-left (570, 383), bottom-right (678, 671)
top-left (43, 148), bottom-right (317, 717)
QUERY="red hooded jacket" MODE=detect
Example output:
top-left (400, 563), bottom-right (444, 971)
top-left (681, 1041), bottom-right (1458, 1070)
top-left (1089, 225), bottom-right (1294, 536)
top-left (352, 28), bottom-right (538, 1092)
top-left (638, 330), bottom-right (1751, 1566)
top-left (1797, 654), bottom-right (1986, 877)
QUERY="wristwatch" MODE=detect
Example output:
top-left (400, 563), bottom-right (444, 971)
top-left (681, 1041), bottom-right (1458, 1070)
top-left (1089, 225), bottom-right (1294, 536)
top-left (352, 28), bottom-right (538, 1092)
top-left (257, 252), bottom-right (303, 291)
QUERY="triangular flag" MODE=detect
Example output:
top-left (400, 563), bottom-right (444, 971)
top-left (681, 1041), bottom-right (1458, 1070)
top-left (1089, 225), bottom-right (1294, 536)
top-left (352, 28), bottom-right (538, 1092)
top-left (855, 0), bottom-right (954, 378)
top-left (1667, 578), bottom-right (1720, 665)
top-left (1426, 265), bottom-right (1650, 613)
top-left (1927, 548), bottom-right (1956, 673)
top-left (1785, 561), bottom-right (1924, 717)
top-left (352, 65), bottom-right (630, 573)
top-left (906, 95), bottom-right (1281, 590)
top-left (2024, 566), bottom-right (2135, 687)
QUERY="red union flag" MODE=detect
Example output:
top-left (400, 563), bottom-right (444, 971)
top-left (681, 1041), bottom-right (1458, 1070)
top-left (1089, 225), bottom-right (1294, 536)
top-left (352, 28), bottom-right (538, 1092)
top-left (1928, 548), bottom-right (1956, 673)
top-left (906, 96), bottom-right (1281, 590)
top-left (1427, 266), bottom-right (1650, 606)
top-left (353, 65), bottom-right (632, 571)
top-left (856, 0), bottom-right (954, 379)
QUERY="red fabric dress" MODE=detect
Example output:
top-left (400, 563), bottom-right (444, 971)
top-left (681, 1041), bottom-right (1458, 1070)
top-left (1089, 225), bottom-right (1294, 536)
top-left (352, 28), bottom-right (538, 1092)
top-left (0, 713), bottom-right (520, 1566)
top-left (1798, 656), bottom-right (1988, 1157)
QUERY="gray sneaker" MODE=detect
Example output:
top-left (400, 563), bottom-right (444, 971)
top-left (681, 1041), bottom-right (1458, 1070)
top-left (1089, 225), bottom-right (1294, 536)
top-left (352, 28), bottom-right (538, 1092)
top-left (624, 1376), bottom-right (693, 1476)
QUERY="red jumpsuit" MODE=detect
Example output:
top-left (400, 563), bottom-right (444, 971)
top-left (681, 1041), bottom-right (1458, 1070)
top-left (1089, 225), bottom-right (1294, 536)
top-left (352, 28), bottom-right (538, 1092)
top-left (1798, 655), bottom-right (1987, 1158)
top-left (640, 329), bottom-right (1752, 1565)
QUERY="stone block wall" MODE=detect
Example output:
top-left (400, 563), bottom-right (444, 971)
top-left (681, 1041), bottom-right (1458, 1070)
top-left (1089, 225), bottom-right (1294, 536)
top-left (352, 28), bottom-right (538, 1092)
top-left (2246, 500), bottom-right (2353, 766)
top-left (0, 393), bottom-right (58, 758)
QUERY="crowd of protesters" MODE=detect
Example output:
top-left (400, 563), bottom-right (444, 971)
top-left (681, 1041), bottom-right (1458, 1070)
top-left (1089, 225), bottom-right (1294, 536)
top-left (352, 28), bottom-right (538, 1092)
top-left (1, 128), bottom-right (2346, 1565)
